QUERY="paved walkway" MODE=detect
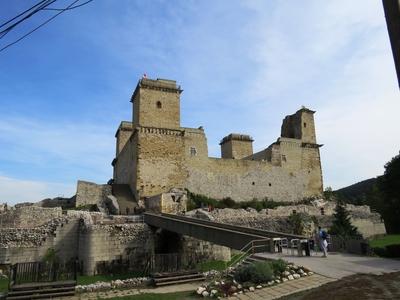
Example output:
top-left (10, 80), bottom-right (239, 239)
top-left (255, 251), bottom-right (400, 279)
top-left (228, 274), bottom-right (335, 300)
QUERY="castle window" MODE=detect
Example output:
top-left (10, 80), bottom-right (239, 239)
top-left (303, 122), bottom-right (307, 128)
top-left (190, 147), bottom-right (197, 156)
top-left (320, 208), bottom-right (325, 215)
top-left (252, 182), bottom-right (255, 186)
top-left (156, 101), bottom-right (162, 109)
top-left (282, 155), bottom-right (287, 162)
top-left (269, 183), bottom-right (272, 187)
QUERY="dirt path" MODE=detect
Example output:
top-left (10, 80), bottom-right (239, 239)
top-left (278, 272), bottom-right (400, 300)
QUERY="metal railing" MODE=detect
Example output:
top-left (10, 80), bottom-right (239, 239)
top-left (226, 238), bottom-right (271, 271)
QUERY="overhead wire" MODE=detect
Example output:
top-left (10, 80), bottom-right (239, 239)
top-left (43, 0), bottom-right (94, 11)
top-left (0, 0), bottom-right (48, 29)
top-left (0, 1), bottom-right (57, 39)
top-left (0, 0), bottom-right (94, 53)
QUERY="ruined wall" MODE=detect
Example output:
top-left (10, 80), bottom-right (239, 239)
top-left (0, 206), bottom-right (63, 228)
top-left (78, 223), bottom-right (154, 275)
top-left (0, 217), bottom-right (79, 265)
top-left (182, 236), bottom-right (230, 262)
top-left (75, 181), bottom-right (112, 207)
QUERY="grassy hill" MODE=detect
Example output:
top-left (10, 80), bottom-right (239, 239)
top-left (334, 178), bottom-right (378, 205)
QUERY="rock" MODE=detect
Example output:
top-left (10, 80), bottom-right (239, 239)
top-left (239, 291), bottom-right (243, 294)
top-left (275, 280), bottom-right (281, 284)
top-left (288, 275), bottom-right (294, 280)
top-left (293, 274), bottom-right (301, 279)
top-left (249, 286), bottom-right (255, 292)
top-left (282, 278), bottom-right (288, 282)
top-left (202, 290), bottom-right (209, 297)
top-left (256, 285), bottom-right (262, 289)
top-left (268, 281), bottom-right (274, 286)
top-left (300, 273), bottom-right (307, 277)
top-left (211, 289), bottom-right (218, 296)
top-left (283, 271), bottom-right (291, 277)
top-left (233, 292), bottom-right (238, 296)
top-left (237, 284), bottom-right (242, 289)
top-left (197, 287), bottom-right (206, 295)
top-left (308, 272), bottom-right (314, 276)
top-left (229, 286), bottom-right (237, 293)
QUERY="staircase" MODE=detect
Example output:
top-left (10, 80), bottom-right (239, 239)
top-left (6, 280), bottom-right (76, 300)
top-left (227, 254), bottom-right (270, 278)
top-left (151, 270), bottom-right (205, 286)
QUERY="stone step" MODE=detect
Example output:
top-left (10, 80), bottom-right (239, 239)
top-left (6, 291), bottom-right (75, 300)
top-left (154, 273), bottom-right (205, 283)
top-left (7, 286), bottom-right (74, 296)
top-left (154, 276), bottom-right (205, 287)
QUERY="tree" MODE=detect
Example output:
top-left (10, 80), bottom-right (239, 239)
top-left (329, 199), bottom-right (361, 239)
top-left (377, 152), bottom-right (400, 233)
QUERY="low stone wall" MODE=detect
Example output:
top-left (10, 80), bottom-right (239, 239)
top-left (205, 207), bottom-right (385, 238)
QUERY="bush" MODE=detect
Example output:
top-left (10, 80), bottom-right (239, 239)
top-left (269, 259), bottom-right (287, 275)
top-left (234, 261), bottom-right (273, 284)
top-left (372, 244), bottom-right (400, 258)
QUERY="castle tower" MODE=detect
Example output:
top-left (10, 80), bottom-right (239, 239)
top-left (131, 78), bottom-right (182, 129)
top-left (220, 134), bottom-right (254, 159)
top-left (281, 107), bottom-right (316, 144)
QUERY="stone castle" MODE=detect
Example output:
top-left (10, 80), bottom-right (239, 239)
top-left (112, 77), bottom-right (323, 203)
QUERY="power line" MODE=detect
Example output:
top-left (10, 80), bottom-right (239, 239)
top-left (0, 0), bottom-right (81, 53)
top-left (0, 1), bottom-right (57, 39)
top-left (0, 0), bottom-right (48, 29)
top-left (43, 0), bottom-right (94, 11)
top-left (0, 0), bottom-right (93, 52)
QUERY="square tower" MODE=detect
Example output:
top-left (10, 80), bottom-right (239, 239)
top-left (281, 107), bottom-right (317, 144)
top-left (220, 133), bottom-right (254, 159)
top-left (131, 78), bottom-right (182, 129)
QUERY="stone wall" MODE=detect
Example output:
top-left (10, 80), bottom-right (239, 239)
top-left (0, 217), bottom-right (79, 265)
top-left (136, 127), bottom-right (187, 197)
top-left (186, 158), bottom-right (309, 202)
top-left (0, 206), bottom-right (63, 228)
top-left (78, 222), bottom-right (154, 275)
top-left (205, 206), bottom-right (386, 238)
top-left (182, 236), bottom-right (231, 262)
top-left (145, 190), bottom-right (187, 214)
top-left (75, 181), bottom-right (112, 207)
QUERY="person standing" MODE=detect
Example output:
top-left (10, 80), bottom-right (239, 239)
top-left (318, 226), bottom-right (328, 257)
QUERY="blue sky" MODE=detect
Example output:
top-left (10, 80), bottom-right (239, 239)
top-left (0, 0), bottom-right (399, 204)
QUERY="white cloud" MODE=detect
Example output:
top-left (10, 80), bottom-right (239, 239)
top-left (0, 176), bottom-right (75, 205)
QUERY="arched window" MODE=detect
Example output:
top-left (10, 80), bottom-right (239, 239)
top-left (156, 101), bottom-right (162, 109)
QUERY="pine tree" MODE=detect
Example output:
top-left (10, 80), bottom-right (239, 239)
top-left (329, 199), bottom-right (361, 238)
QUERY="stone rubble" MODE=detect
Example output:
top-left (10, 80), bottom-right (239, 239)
top-left (75, 277), bottom-right (149, 293)
top-left (196, 262), bottom-right (313, 298)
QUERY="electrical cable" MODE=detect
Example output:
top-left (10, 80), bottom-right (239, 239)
top-left (43, 0), bottom-right (94, 11)
top-left (0, 0), bottom-right (80, 53)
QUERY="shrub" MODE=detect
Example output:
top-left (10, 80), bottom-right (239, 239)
top-left (372, 244), bottom-right (400, 258)
top-left (269, 259), bottom-right (287, 275)
top-left (234, 261), bottom-right (273, 284)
